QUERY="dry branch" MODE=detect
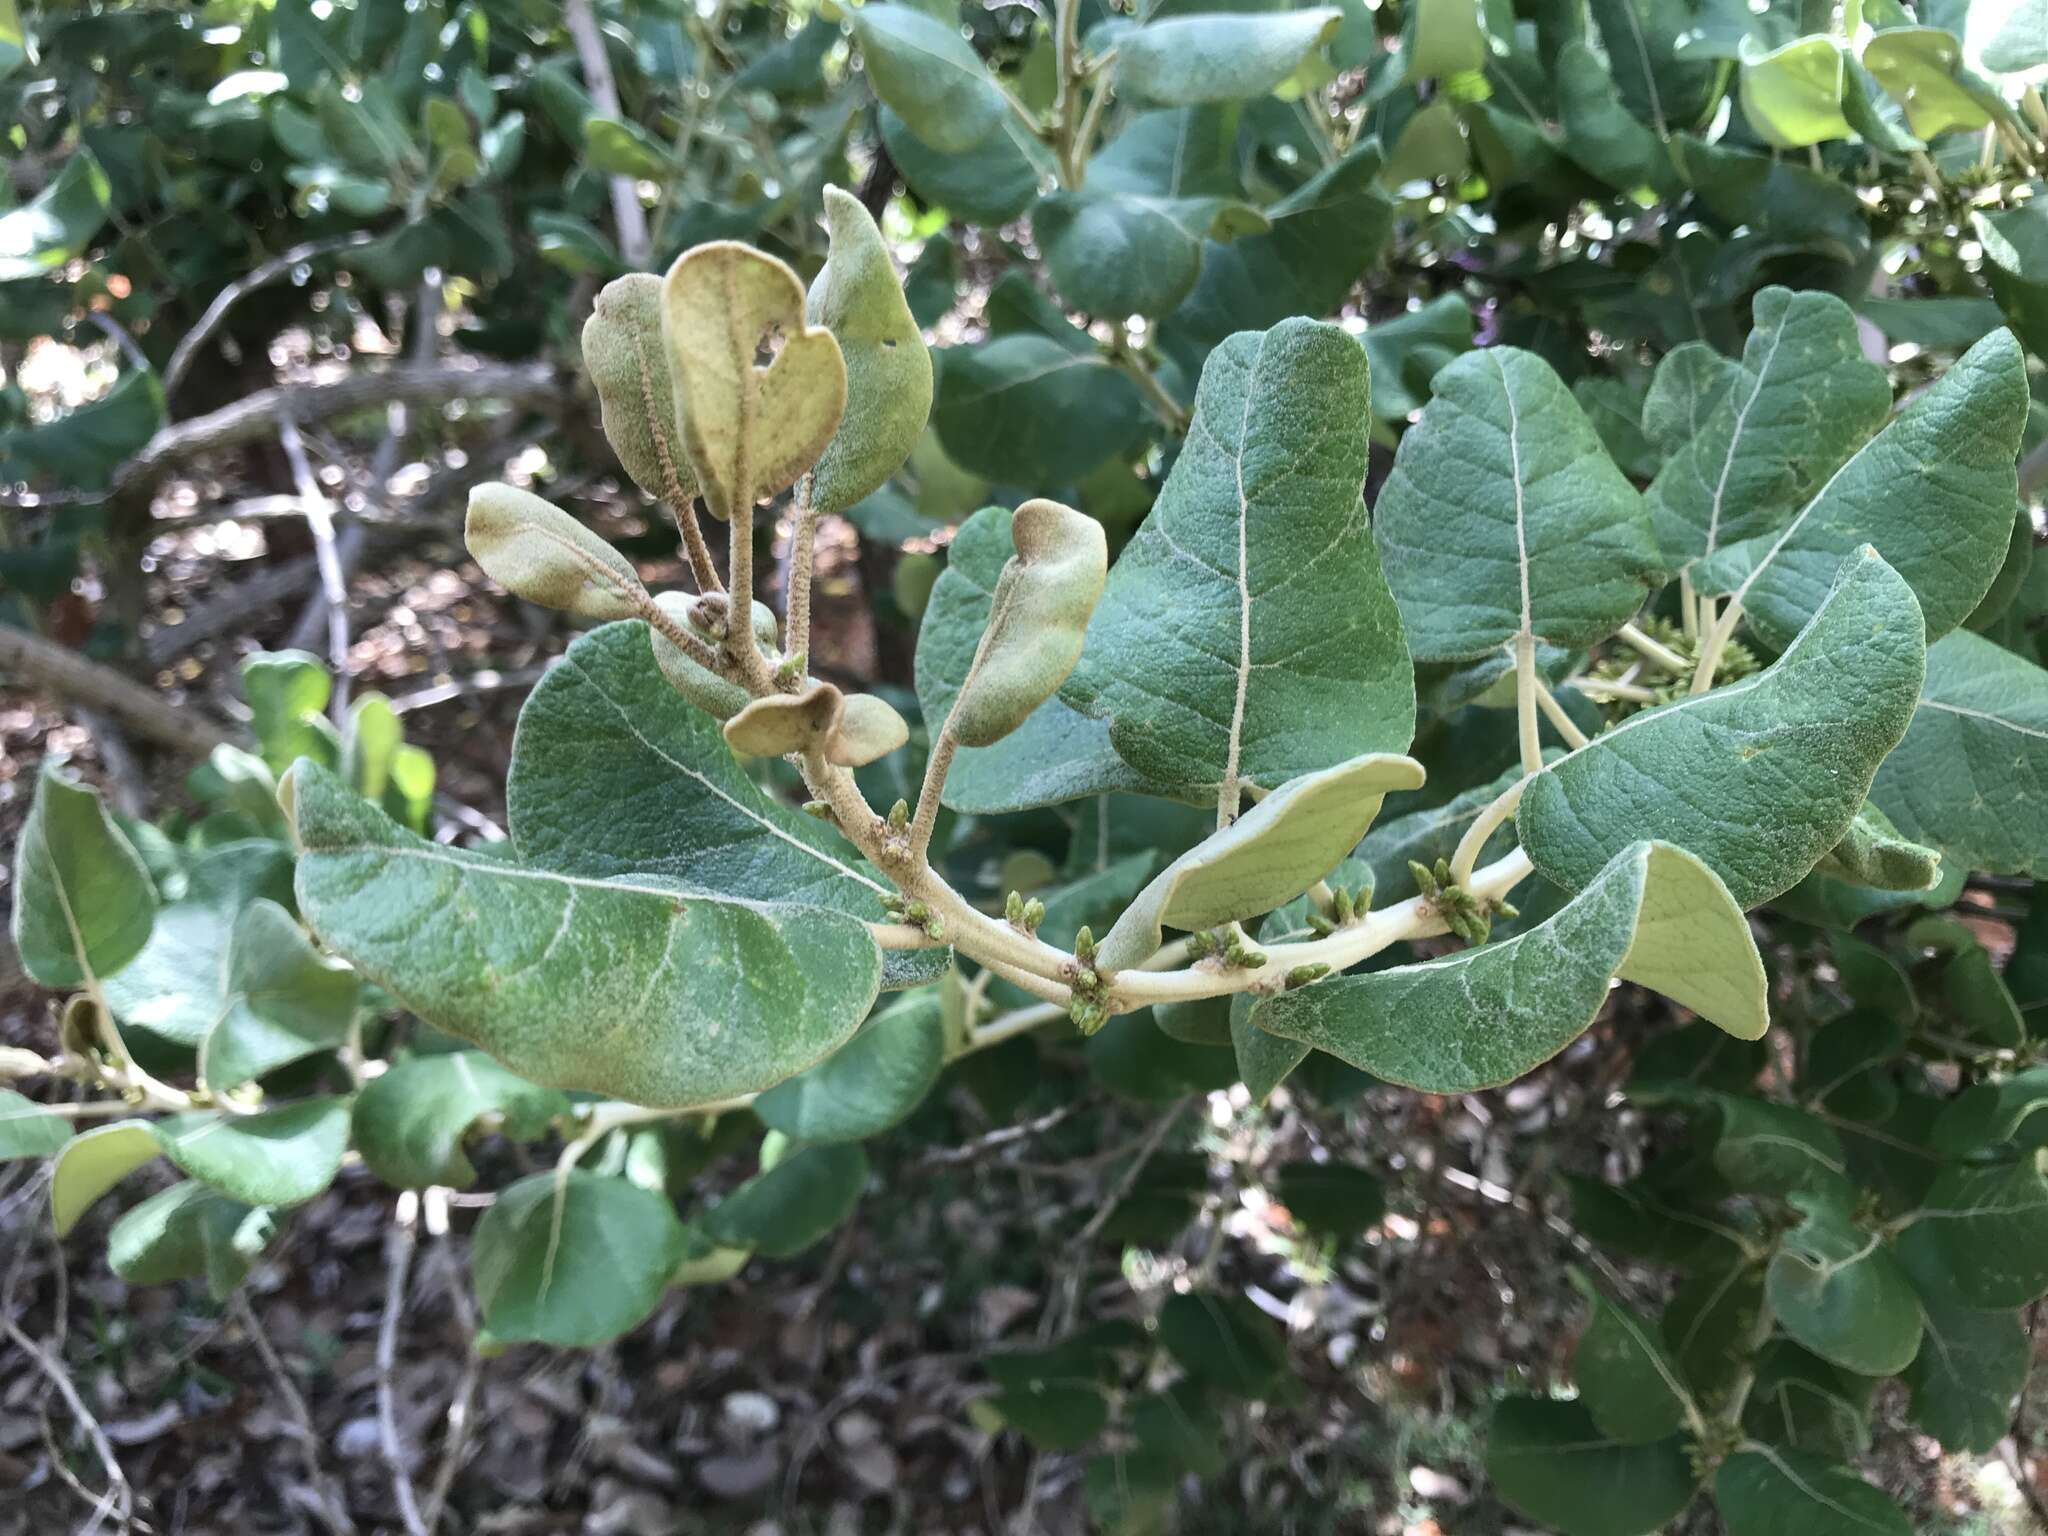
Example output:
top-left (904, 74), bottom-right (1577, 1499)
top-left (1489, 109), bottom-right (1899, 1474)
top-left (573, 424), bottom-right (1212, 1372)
top-left (0, 624), bottom-right (236, 758)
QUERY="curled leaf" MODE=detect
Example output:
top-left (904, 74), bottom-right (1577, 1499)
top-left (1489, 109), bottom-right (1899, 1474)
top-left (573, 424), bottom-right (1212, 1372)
top-left (465, 483), bottom-right (648, 619)
top-left (953, 498), bottom-right (1107, 748)
top-left (663, 242), bottom-right (847, 519)
top-left (649, 592), bottom-right (778, 719)
top-left (833, 694), bottom-right (912, 767)
top-left (582, 272), bottom-right (698, 507)
top-left (724, 681), bottom-right (909, 767)
top-left (805, 187), bottom-right (932, 515)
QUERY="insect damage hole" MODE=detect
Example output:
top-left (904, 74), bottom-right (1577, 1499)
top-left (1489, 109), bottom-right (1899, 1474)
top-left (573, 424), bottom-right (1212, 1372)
top-left (753, 324), bottom-right (786, 370)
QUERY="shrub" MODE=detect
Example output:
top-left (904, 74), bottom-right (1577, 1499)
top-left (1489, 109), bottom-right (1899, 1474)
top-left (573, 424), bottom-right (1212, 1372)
top-left (4, 0), bottom-right (2048, 1530)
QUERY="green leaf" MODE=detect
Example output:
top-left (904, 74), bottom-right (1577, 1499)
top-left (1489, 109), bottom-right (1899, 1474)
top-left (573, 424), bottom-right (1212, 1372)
top-left (850, 6), bottom-right (1005, 153)
top-left (1586, 0), bottom-right (1726, 127)
top-left (805, 188), bottom-right (933, 516)
top-left (704, 1142), bottom-right (869, 1258)
top-left (1406, 0), bottom-right (1488, 78)
top-left (1857, 295), bottom-right (2007, 350)
top-left (1116, 10), bottom-right (1342, 105)
top-left (103, 841), bottom-right (297, 1047)
top-left (195, 900), bottom-right (359, 1091)
top-left (1863, 27), bottom-right (2004, 139)
top-left (108, 1182), bottom-right (269, 1300)
top-left (12, 764), bottom-right (157, 991)
top-left (1663, 1259), bottom-right (1768, 1405)
top-left (1249, 840), bottom-right (1766, 1093)
top-left (286, 760), bottom-right (879, 1107)
top-left (244, 650), bottom-right (336, 775)
top-left (1163, 140), bottom-right (1393, 361)
top-left (1984, 0), bottom-right (2048, 72)
top-left (932, 334), bottom-right (1146, 486)
top-left (1155, 1292), bottom-right (1288, 1395)
top-left (1643, 288), bottom-right (1890, 572)
top-left (987, 1382), bottom-right (1109, 1451)
top-left (0, 1089), bottom-right (72, 1161)
top-left (753, 991), bottom-right (945, 1144)
top-left (153, 1097), bottom-right (352, 1208)
top-left (1273, 1159), bottom-right (1385, 1237)
top-left (1362, 294), bottom-right (1473, 421)
top-left (583, 273), bottom-right (697, 508)
top-left (1766, 1195), bottom-right (1922, 1376)
top-left (1095, 752), bottom-right (1424, 971)
top-left (1128, 1384), bottom-right (1227, 1477)
top-left (1557, 41), bottom-right (1679, 195)
top-left (508, 622), bottom-right (894, 917)
top-left (664, 241), bottom-right (847, 520)
top-left (1872, 630), bottom-right (2048, 877)
top-left (915, 506), bottom-right (1172, 813)
top-left (51, 1121), bottom-right (161, 1238)
top-left (879, 105), bottom-right (1055, 227)
top-left (1740, 1343), bottom-right (1875, 1461)
top-left (352, 1050), bottom-right (569, 1189)
top-left (1932, 1065), bottom-right (2048, 1155)
top-left (0, 151), bottom-right (111, 280)
top-left (1064, 318), bottom-right (1414, 793)
top-left (942, 498), bottom-right (1107, 749)
top-left (1812, 802), bottom-right (1940, 892)
top-left (1569, 1272), bottom-right (1693, 1443)
top-left (1695, 331), bottom-right (2025, 652)
top-left (1374, 346), bottom-right (1663, 662)
top-left (1703, 1095), bottom-right (1853, 1202)
top-left (581, 114), bottom-right (670, 178)
top-left (472, 1170), bottom-right (686, 1347)
top-left (1739, 37), bottom-right (1853, 147)
top-left (1899, 1241), bottom-right (2027, 1452)
top-left (1485, 1398), bottom-right (1698, 1536)
top-left (1520, 549), bottom-right (1925, 908)
top-left (1641, 342), bottom-right (1744, 458)
top-left (1036, 190), bottom-right (1267, 320)
top-left (465, 483), bottom-right (650, 619)
top-left (1713, 1447), bottom-right (1909, 1536)
top-left (1940, 944), bottom-right (2025, 1048)
top-left (1896, 1152), bottom-right (2048, 1308)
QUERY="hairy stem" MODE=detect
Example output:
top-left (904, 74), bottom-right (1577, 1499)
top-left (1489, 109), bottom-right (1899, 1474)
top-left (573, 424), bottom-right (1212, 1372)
top-left (1617, 620), bottom-right (1689, 675)
top-left (1112, 848), bottom-right (1536, 1010)
top-left (1532, 677), bottom-right (1589, 750)
top-left (1051, 0), bottom-right (1086, 186)
top-left (781, 474), bottom-right (821, 663)
top-left (909, 724), bottom-right (959, 862)
top-left (1689, 599), bottom-right (1742, 695)
top-left (1449, 778), bottom-right (1528, 889)
top-left (1514, 630), bottom-right (1543, 775)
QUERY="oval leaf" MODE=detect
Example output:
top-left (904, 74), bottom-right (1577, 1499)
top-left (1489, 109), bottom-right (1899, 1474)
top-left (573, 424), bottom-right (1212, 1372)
top-left (465, 482), bottom-right (649, 619)
top-left (285, 760), bottom-right (880, 1107)
top-left (1248, 840), bottom-right (1767, 1094)
top-left (1519, 548), bottom-right (1925, 909)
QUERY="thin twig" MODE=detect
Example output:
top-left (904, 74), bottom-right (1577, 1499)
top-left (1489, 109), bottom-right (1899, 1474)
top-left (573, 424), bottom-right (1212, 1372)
top-left (421, 1239), bottom-right (482, 1535)
top-left (1, 1219), bottom-right (135, 1531)
top-left (377, 1215), bottom-right (431, 1536)
top-left (165, 231), bottom-right (379, 397)
top-left (231, 1292), bottom-right (359, 1536)
top-left (276, 414), bottom-right (352, 720)
top-left (565, 0), bottom-right (651, 267)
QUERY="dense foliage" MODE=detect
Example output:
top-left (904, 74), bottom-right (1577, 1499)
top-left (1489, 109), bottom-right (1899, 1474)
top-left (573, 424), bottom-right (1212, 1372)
top-left (5, 0), bottom-right (2048, 1530)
